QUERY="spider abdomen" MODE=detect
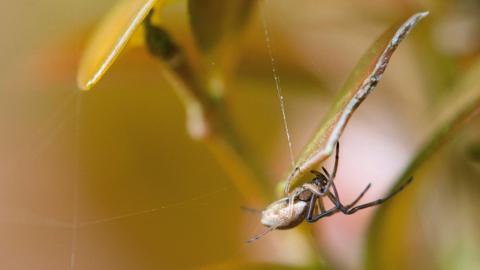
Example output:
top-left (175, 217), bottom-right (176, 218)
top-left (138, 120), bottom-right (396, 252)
top-left (261, 198), bottom-right (308, 230)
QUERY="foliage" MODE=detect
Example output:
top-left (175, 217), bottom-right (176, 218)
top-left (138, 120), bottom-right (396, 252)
top-left (3, 0), bottom-right (480, 269)
top-left (75, 1), bottom-right (480, 269)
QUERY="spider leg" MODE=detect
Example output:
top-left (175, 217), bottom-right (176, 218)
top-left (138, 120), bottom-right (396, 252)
top-left (317, 141), bottom-right (340, 195)
top-left (308, 194), bottom-right (327, 216)
top-left (317, 196), bottom-right (326, 213)
top-left (345, 183), bottom-right (372, 209)
top-left (284, 166), bottom-right (300, 195)
top-left (331, 142), bottom-right (340, 179)
top-left (321, 167), bottom-right (330, 177)
top-left (327, 171), bottom-right (342, 203)
top-left (306, 203), bottom-right (340, 222)
top-left (240, 206), bottom-right (262, 215)
top-left (287, 191), bottom-right (297, 218)
top-left (300, 183), bottom-right (326, 214)
top-left (306, 194), bottom-right (317, 220)
top-left (325, 183), bottom-right (371, 214)
top-left (304, 186), bottom-right (342, 223)
top-left (246, 226), bottom-right (276, 243)
top-left (286, 187), bottom-right (306, 219)
top-left (343, 177), bottom-right (414, 215)
top-left (324, 180), bottom-right (365, 213)
top-left (317, 167), bottom-right (333, 195)
top-left (302, 183), bottom-right (324, 196)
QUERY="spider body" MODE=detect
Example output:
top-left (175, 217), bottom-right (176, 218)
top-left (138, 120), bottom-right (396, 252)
top-left (259, 172), bottom-right (328, 230)
top-left (248, 142), bottom-right (413, 243)
top-left (260, 189), bottom-right (310, 229)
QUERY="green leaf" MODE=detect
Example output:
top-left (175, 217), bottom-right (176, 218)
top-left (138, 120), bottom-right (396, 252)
top-left (281, 12), bottom-right (429, 194)
top-left (77, 0), bottom-right (163, 90)
top-left (188, 0), bottom-right (255, 53)
top-left (365, 58), bottom-right (480, 269)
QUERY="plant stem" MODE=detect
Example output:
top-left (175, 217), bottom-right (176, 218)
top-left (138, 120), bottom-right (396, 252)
top-left (160, 58), bottom-right (272, 204)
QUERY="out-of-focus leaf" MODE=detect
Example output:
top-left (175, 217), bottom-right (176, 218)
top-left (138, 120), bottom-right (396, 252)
top-left (188, 0), bottom-right (255, 53)
top-left (198, 262), bottom-right (324, 270)
top-left (365, 58), bottom-right (480, 270)
top-left (77, 0), bottom-right (163, 90)
top-left (469, 143), bottom-right (480, 161)
top-left (188, 0), bottom-right (256, 98)
top-left (281, 12), bottom-right (429, 193)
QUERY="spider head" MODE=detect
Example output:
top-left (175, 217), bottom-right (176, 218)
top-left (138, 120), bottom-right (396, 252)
top-left (311, 171), bottom-right (329, 192)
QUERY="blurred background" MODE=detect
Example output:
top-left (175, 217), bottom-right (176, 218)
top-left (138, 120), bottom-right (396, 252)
top-left (1, 0), bottom-right (480, 269)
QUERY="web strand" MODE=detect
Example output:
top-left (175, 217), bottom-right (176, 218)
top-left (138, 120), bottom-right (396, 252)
top-left (78, 186), bottom-right (229, 227)
top-left (80, 208), bottom-right (160, 227)
top-left (260, 0), bottom-right (295, 169)
top-left (70, 93), bottom-right (82, 270)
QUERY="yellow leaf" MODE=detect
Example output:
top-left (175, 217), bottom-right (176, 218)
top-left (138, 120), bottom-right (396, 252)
top-left (77, 0), bottom-right (163, 90)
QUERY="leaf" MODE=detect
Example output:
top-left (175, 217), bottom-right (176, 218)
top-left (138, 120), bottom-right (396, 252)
top-left (365, 58), bottom-right (480, 269)
top-left (282, 12), bottom-right (429, 193)
top-left (188, 0), bottom-right (255, 53)
top-left (77, 0), bottom-right (163, 90)
top-left (198, 262), bottom-right (324, 270)
top-left (188, 0), bottom-right (256, 98)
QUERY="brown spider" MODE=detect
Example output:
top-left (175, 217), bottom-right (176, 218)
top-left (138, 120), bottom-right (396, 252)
top-left (248, 142), bottom-right (413, 243)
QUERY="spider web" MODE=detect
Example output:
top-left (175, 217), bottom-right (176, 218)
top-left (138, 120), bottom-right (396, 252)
top-left (0, 1), bottom-right (298, 269)
top-left (261, 0), bottom-right (296, 170)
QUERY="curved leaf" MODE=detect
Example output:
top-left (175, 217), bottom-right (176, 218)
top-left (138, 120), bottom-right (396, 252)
top-left (282, 12), bottom-right (429, 193)
top-left (77, 0), bottom-right (163, 90)
top-left (365, 58), bottom-right (480, 269)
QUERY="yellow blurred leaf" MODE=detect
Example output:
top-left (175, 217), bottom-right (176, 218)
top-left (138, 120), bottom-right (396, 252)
top-left (282, 12), bottom-right (429, 193)
top-left (77, 0), bottom-right (164, 90)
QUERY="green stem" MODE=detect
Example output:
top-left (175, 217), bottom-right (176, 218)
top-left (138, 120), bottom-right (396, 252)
top-left (161, 59), bottom-right (271, 204)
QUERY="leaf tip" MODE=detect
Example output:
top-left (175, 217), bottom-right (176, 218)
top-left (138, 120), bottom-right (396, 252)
top-left (418, 11), bottom-right (430, 18)
top-left (76, 72), bottom-right (97, 91)
top-left (410, 11), bottom-right (429, 25)
top-left (407, 11), bottom-right (430, 28)
top-left (80, 82), bottom-right (93, 91)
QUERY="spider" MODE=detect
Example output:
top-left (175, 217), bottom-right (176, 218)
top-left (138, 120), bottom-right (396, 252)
top-left (247, 142), bottom-right (413, 243)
